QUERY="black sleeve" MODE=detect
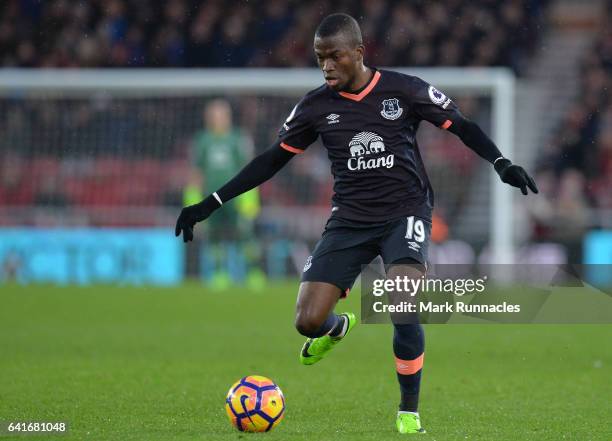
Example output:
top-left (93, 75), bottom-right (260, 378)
top-left (407, 76), bottom-right (502, 164)
top-left (447, 115), bottom-right (503, 164)
top-left (215, 142), bottom-right (295, 203)
top-left (408, 77), bottom-right (463, 129)
top-left (277, 96), bottom-right (318, 152)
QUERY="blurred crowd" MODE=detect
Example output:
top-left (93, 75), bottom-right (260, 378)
top-left (0, 93), bottom-right (335, 226)
top-left (1, 0), bottom-right (546, 71)
top-left (532, 1), bottom-right (611, 247)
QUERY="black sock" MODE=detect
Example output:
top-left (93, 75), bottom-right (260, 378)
top-left (300, 313), bottom-right (340, 338)
top-left (394, 324), bottom-right (424, 412)
top-left (399, 391), bottom-right (420, 412)
top-left (328, 314), bottom-right (346, 337)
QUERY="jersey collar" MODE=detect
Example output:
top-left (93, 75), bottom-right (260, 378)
top-left (338, 69), bottom-right (381, 102)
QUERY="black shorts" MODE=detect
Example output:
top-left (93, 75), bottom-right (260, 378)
top-left (301, 215), bottom-right (431, 296)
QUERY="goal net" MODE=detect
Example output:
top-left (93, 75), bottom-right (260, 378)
top-left (0, 68), bottom-right (515, 281)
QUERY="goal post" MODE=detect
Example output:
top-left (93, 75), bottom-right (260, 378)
top-left (0, 67), bottom-right (515, 264)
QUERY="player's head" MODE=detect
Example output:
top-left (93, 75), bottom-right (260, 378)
top-left (204, 99), bottom-right (232, 134)
top-left (314, 13), bottom-right (364, 92)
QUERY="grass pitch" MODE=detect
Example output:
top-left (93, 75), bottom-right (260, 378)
top-left (0, 282), bottom-right (610, 440)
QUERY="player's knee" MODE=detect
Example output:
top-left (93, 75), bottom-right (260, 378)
top-left (294, 313), bottom-right (324, 337)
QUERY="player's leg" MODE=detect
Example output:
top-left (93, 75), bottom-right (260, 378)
top-left (394, 323), bottom-right (425, 411)
top-left (295, 280), bottom-right (358, 365)
top-left (294, 281), bottom-right (345, 338)
top-left (296, 220), bottom-right (379, 365)
top-left (387, 260), bottom-right (426, 434)
top-left (381, 216), bottom-right (431, 434)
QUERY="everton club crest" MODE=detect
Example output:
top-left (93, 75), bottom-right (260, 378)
top-left (380, 98), bottom-right (403, 120)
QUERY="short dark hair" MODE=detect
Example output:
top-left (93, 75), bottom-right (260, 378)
top-left (315, 13), bottom-right (362, 47)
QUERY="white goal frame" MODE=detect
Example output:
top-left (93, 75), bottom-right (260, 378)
top-left (0, 68), bottom-right (515, 263)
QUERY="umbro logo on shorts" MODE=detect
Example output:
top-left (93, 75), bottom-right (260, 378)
top-left (408, 241), bottom-right (421, 252)
top-left (303, 256), bottom-right (313, 272)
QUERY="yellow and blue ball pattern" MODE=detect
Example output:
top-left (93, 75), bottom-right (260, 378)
top-left (225, 375), bottom-right (285, 432)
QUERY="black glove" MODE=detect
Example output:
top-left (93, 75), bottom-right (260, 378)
top-left (174, 196), bottom-right (220, 242)
top-left (494, 158), bottom-right (539, 195)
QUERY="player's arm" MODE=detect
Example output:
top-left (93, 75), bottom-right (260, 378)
top-left (175, 142), bottom-right (295, 242)
top-left (409, 78), bottom-right (538, 195)
top-left (447, 116), bottom-right (538, 195)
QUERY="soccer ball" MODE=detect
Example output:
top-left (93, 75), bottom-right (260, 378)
top-left (225, 375), bottom-right (285, 432)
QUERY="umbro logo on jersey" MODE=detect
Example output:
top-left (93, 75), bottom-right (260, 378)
top-left (326, 113), bottom-right (340, 124)
top-left (380, 98), bottom-right (403, 120)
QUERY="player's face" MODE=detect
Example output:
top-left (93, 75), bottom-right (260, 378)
top-left (314, 35), bottom-right (363, 92)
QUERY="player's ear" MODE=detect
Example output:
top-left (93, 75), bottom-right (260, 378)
top-left (355, 44), bottom-right (365, 62)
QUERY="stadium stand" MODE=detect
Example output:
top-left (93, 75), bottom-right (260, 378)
top-left (0, 0), bottom-right (551, 242)
top-left (534, 0), bottom-right (611, 236)
top-left (517, 0), bottom-right (609, 263)
top-left (1, 0), bottom-right (545, 71)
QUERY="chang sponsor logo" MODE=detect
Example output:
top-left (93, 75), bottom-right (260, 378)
top-left (347, 131), bottom-right (394, 171)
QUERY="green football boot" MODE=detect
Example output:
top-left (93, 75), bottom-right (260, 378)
top-left (299, 312), bottom-right (356, 365)
top-left (396, 412), bottom-right (426, 434)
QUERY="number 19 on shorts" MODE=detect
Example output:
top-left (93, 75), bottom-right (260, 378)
top-left (404, 216), bottom-right (426, 242)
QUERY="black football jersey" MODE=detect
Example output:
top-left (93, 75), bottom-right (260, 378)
top-left (278, 68), bottom-right (463, 223)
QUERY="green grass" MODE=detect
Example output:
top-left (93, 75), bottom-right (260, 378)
top-left (0, 282), bottom-right (611, 440)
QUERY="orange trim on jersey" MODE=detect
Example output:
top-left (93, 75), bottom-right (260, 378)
top-left (395, 353), bottom-right (424, 375)
top-left (338, 70), bottom-right (381, 102)
top-left (441, 119), bottom-right (453, 130)
top-left (280, 142), bottom-right (304, 154)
